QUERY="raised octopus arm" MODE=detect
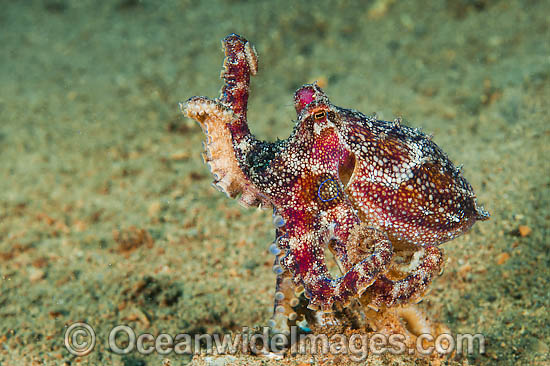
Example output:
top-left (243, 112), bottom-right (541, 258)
top-left (183, 34), bottom-right (272, 208)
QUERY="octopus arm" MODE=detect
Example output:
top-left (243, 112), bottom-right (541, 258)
top-left (278, 201), bottom-right (394, 312)
top-left (364, 245), bottom-right (444, 307)
top-left (183, 97), bottom-right (270, 208)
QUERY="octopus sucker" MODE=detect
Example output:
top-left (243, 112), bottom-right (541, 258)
top-left (183, 34), bottom-right (488, 354)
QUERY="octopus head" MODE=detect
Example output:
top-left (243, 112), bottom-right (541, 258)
top-left (293, 83), bottom-right (343, 138)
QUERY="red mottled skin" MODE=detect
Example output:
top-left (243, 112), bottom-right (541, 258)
top-left (183, 34), bottom-right (489, 324)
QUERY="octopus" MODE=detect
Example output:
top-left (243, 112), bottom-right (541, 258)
top-left (182, 34), bottom-right (489, 351)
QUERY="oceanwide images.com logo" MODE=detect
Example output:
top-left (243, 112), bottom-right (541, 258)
top-left (64, 322), bottom-right (485, 361)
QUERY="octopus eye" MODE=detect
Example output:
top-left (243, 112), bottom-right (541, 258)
top-left (314, 111), bottom-right (326, 121)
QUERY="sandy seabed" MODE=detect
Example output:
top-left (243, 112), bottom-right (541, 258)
top-left (0, 0), bottom-right (548, 365)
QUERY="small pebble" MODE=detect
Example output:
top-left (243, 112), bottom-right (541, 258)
top-left (148, 201), bottom-right (162, 217)
top-left (518, 225), bottom-right (531, 237)
top-left (29, 268), bottom-right (45, 282)
top-left (458, 264), bottom-right (472, 277)
top-left (496, 252), bottom-right (511, 265)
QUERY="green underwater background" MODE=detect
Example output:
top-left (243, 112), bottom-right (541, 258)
top-left (0, 0), bottom-right (548, 365)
